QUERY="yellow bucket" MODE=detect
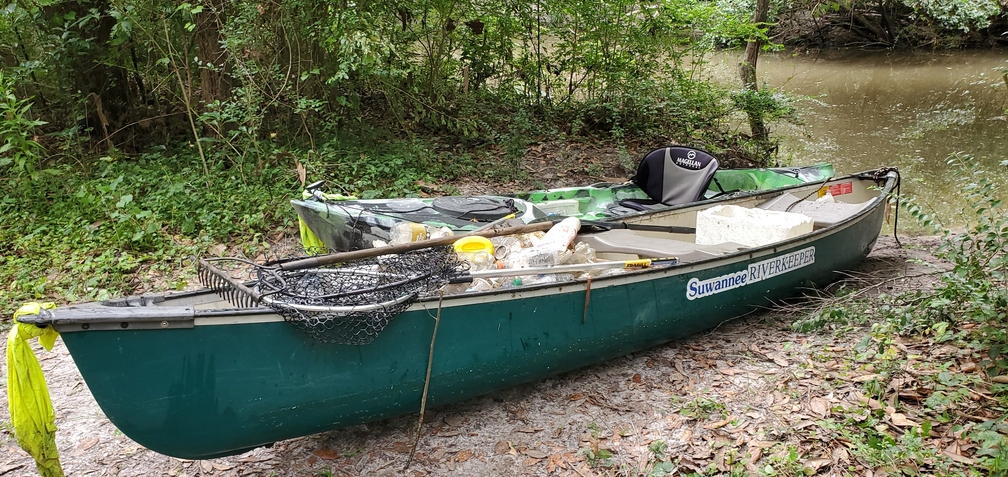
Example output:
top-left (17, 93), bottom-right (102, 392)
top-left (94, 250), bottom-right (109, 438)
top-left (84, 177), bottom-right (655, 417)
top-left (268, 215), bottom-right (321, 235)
top-left (453, 236), bottom-right (494, 255)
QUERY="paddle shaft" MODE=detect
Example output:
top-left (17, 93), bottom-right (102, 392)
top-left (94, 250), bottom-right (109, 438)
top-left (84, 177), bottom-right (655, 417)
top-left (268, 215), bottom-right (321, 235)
top-left (449, 257), bottom-right (679, 284)
top-left (591, 222), bottom-right (694, 234)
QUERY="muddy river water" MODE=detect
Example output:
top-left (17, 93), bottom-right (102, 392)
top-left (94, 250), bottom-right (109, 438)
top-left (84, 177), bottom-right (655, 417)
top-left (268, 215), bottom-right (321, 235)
top-left (709, 49), bottom-right (1008, 229)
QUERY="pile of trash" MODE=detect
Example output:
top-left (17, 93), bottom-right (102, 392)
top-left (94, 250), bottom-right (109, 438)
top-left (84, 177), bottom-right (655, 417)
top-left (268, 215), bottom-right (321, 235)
top-left (381, 218), bottom-right (610, 293)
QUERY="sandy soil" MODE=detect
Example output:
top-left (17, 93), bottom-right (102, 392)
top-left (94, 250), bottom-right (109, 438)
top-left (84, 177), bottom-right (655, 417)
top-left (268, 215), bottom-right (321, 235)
top-left (0, 232), bottom-right (950, 477)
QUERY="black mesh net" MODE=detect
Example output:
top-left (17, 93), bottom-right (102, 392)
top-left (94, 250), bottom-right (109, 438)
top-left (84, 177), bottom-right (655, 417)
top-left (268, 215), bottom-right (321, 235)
top-left (254, 246), bottom-right (466, 345)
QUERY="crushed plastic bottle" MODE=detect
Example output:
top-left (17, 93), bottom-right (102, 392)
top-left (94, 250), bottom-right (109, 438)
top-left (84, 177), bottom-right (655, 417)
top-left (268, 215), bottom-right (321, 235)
top-left (568, 241), bottom-right (596, 264)
top-left (490, 236), bottom-right (521, 260)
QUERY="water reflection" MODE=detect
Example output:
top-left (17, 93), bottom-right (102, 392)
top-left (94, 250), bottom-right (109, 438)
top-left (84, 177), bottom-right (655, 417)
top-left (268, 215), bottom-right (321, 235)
top-left (709, 49), bottom-right (1008, 229)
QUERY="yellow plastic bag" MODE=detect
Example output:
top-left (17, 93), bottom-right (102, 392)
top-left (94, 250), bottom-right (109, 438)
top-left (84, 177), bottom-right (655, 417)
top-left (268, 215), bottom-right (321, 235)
top-left (298, 216), bottom-right (328, 255)
top-left (7, 302), bottom-right (65, 477)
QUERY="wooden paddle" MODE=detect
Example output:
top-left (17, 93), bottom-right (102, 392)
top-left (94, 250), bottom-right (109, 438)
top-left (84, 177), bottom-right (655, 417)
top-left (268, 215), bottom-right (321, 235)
top-left (274, 220), bottom-right (694, 272)
top-left (274, 221), bottom-right (559, 271)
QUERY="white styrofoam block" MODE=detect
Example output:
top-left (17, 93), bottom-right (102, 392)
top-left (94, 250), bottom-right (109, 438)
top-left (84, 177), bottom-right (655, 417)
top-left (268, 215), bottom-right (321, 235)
top-left (696, 205), bottom-right (813, 247)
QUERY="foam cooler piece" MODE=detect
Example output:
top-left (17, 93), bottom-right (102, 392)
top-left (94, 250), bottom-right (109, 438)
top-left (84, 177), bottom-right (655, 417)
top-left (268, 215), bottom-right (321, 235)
top-left (696, 205), bottom-right (813, 247)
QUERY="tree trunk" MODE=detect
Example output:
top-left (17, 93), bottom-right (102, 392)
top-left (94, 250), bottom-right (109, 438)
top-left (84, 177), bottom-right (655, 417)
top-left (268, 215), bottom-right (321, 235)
top-left (739, 0), bottom-right (770, 142)
top-left (196, 1), bottom-right (230, 107)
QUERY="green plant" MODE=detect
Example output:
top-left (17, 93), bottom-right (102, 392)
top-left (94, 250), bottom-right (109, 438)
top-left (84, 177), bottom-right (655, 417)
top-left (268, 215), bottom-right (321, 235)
top-left (758, 445), bottom-right (799, 476)
top-left (648, 439), bottom-right (667, 461)
top-left (678, 396), bottom-right (727, 420)
top-left (887, 155), bottom-right (1008, 372)
top-left (577, 446), bottom-right (614, 469)
top-left (0, 72), bottom-right (47, 183)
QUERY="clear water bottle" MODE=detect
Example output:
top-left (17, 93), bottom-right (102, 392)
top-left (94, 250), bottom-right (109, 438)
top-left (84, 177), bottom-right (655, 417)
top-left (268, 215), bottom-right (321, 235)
top-left (491, 236), bottom-right (521, 260)
top-left (467, 278), bottom-right (494, 292)
top-left (505, 244), bottom-right (573, 269)
top-left (461, 250), bottom-right (495, 271)
top-left (389, 222), bottom-right (455, 244)
top-left (506, 217), bottom-right (580, 268)
top-left (568, 241), bottom-right (596, 264)
top-left (523, 273), bottom-right (575, 286)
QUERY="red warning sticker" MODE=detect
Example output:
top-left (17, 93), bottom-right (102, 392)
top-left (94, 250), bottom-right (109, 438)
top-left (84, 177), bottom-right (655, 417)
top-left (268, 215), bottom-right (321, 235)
top-left (828, 182), bottom-right (853, 196)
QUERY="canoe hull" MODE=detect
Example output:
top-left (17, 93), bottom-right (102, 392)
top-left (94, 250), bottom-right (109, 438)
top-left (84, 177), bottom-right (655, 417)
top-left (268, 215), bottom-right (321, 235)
top-left (58, 183), bottom-right (885, 459)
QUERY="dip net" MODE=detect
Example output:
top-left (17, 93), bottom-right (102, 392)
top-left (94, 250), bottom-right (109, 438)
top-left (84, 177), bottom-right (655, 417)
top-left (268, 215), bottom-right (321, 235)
top-left (248, 246), bottom-right (466, 345)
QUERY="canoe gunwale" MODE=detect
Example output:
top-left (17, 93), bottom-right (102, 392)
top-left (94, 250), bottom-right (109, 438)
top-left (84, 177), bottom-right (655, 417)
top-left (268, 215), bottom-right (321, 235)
top-left (416, 170), bottom-right (896, 301)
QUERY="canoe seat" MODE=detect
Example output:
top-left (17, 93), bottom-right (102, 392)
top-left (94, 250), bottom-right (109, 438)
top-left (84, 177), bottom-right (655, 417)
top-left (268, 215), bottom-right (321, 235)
top-left (621, 146), bottom-right (720, 210)
top-left (577, 229), bottom-right (747, 262)
top-left (757, 193), bottom-right (872, 228)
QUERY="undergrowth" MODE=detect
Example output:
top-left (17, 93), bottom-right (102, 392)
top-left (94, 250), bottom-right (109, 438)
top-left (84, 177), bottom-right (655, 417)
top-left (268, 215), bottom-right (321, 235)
top-left (789, 153), bottom-right (1008, 475)
top-left (0, 132), bottom-right (479, 318)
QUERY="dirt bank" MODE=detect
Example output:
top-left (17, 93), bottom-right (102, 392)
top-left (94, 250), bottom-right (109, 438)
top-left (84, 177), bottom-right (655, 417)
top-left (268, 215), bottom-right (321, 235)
top-left (2, 233), bottom-right (955, 477)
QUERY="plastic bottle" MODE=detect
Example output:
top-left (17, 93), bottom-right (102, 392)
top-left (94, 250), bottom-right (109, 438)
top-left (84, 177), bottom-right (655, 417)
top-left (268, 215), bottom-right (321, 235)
top-left (467, 278), bottom-right (494, 292)
top-left (522, 273), bottom-right (575, 286)
top-left (490, 236), bottom-right (521, 260)
top-left (539, 217), bottom-right (581, 250)
top-left (504, 218), bottom-right (580, 269)
top-left (389, 222), bottom-right (455, 244)
top-left (568, 241), bottom-right (596, 264)
top-left (460, 250), bottom-right (495, 271)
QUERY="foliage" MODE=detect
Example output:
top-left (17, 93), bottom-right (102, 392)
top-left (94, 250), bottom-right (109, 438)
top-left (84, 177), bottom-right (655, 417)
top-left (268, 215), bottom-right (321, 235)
top-left (893, 154), bottom-right (1008, 343)
top-left (0, 0), bottom-right (795, 172)
top-left (903, 0), bottom-right (1003, 31)
top-left (676, 395), bottom-right (727, 420)
top-left (784, 0), bottom-right (1005, 47)
top-left (0, 72), bottom-right (47, 183)
top-left (0, 133), bottom-right (490, 317)
top-left (577, 445), bottom-right (614, 468)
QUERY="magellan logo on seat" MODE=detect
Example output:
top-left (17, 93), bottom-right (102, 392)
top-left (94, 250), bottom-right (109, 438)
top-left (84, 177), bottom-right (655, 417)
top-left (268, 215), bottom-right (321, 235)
top-left (675, 156), bottom-right (702, 169)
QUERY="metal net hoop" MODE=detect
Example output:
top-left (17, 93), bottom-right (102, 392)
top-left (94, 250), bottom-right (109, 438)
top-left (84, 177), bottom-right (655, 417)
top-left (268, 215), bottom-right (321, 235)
top-left (257, 246), bottom-right (466, 344)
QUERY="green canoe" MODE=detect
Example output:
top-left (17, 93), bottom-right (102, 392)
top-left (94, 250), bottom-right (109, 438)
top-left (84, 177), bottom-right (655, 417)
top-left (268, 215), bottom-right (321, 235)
top-left (293, 163), bottom-right (835, 252)
top-left (16, 169), bottom-right (895, 460)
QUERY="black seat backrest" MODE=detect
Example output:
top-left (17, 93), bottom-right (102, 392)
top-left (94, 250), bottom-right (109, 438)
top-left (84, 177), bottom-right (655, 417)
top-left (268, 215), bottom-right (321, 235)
top-left (630, 146), bottom-right (719, 206)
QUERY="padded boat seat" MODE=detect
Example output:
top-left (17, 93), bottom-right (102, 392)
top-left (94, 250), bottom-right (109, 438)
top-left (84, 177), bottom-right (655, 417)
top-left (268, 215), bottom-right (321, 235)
top-left (577, 229), bottom-right (747, 262)
top-left (756, 193), bottom-right (872, 228)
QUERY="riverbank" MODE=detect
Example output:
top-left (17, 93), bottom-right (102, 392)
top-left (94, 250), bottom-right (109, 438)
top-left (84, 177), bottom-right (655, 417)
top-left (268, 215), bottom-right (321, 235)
top-left (7, 233), bottom-right (995, 477)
